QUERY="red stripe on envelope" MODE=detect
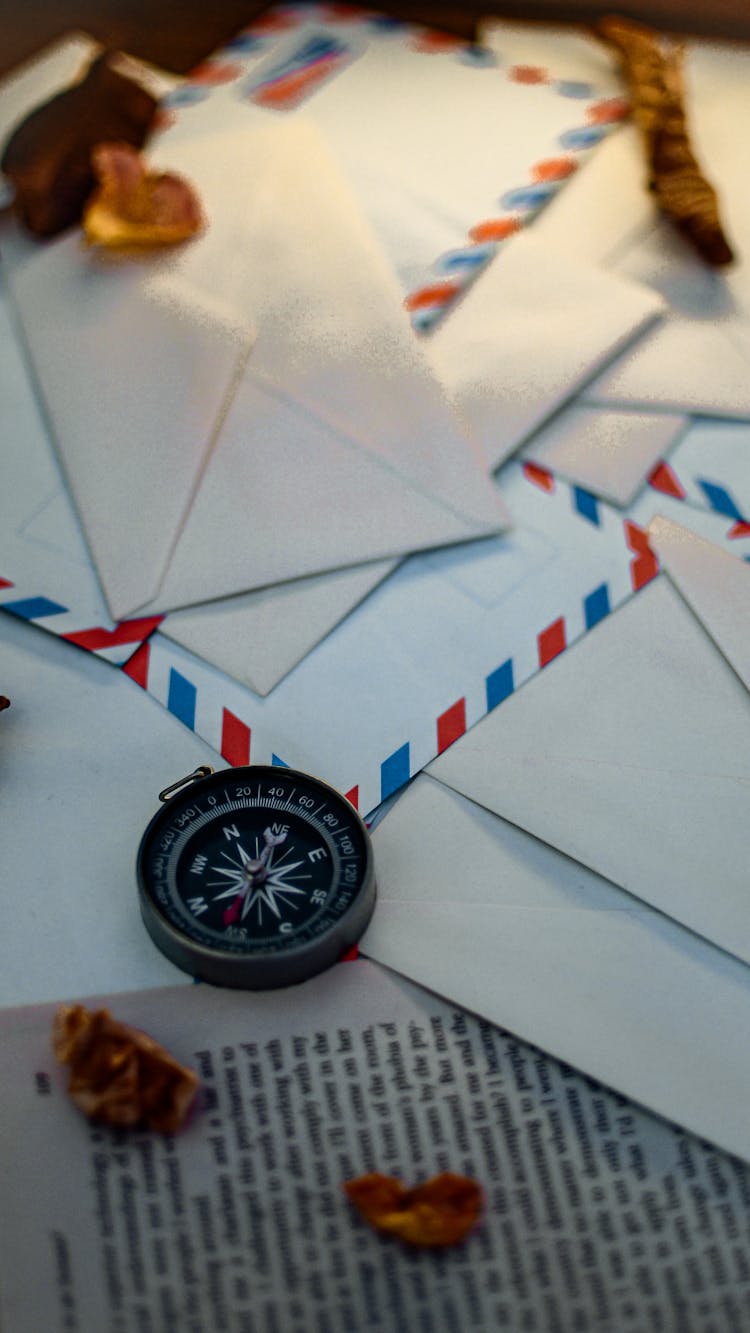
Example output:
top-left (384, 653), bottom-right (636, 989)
top-left (404, 281), bottom-right (461, 311)
top-left (345, 786), bottom-right (359, 810)
top-left (538, 616), bottom-right (566, 667)
top-left (728, 521), bottom-right (750, 539)
top-left (0, 578), bottom-right (15, 588)
top-left (437, 698), bottom-right (467, 753)
top-left (251, 57), bottom-right (343, 108)
top-left (648, 461), bottom-right (686, 499)
top-left (625, 521), bottom-right (659, 591)
top-left (62, 616), bottom-right (163, 651)
top-left (522, 462), bottom-right (555, 493)
top-left (122, 642), bottom-right (151, 689)
top-left (221, 709), bottom-right (251, 766)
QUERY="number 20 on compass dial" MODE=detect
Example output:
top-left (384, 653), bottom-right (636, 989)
top-left (137, 765), bottom-right (376, 989)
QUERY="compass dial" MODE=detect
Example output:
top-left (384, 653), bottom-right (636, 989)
top-left (137, 766), bottom-right (375, 989)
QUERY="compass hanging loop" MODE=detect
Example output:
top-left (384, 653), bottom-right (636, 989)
top-left (158, 766), bottom-right (215, 803)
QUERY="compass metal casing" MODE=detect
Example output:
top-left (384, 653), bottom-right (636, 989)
top-left (136, 765), bottom-right (375, 989)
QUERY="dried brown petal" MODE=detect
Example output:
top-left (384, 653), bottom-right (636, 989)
top-left (52, 1003), bottom-right (199, 1132)
top-left (82, 142), bottom-right (203, 249)
top-left (343, 1171), bottom-right (483, 1247)
top-left (2, 51), bottom-right (157, 238)
top-left (0, 696), bottom-right (10, 711)
top-left (598, 16), bottom-right (734, 266)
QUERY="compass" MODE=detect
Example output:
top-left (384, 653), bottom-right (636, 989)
top-left (136, 764), bottom-right (375, 989)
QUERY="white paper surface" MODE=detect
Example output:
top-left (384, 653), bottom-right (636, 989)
top-left (161, 559), bottom-right (397, 696)
top-left (3, 961), bottom-right (750, 1331)
top-left (648, 513), bottom-right (750, 692)
top-left (522, 403), bottom-right (688, 506)
top-left (426, 576), bottom-right (750, 966)
top-left (8, 118), bottom-right (508, 622)
top-left (581, 39), bottom-right (750, 418)
top-left (426, 232), bottom-right (664, 473)
top-left (0, 614), bottom-right (218, 1004)
top-left (363, 774), bottom-right (750, 1165)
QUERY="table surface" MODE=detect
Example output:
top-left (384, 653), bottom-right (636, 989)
top-left (2, 0), bottom-right (749, 80)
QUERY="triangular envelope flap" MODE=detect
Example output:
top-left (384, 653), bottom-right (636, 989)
top-left (649, 514), bottom-right (750, 692)
top-left (522, 404), bottom-right (688, 507)
top-left (425, 232), bottom-right (665, 472)
top-left (587, 317), bottom-right (750, 419)
top-left (365, 775), bottom-right (750, 1164)
top-left (363, 897), bottom-right (750, 1166)
top-left (166, 121), bottom-right (506, 531)
top-left (428, 578), bottom-right (750, 963)
top-left (161, 558), bottom-right (396, 697)
top-left (587, 216), bottom-right (750, 416)
top-left (147, 377), bottom-right (498, 613)
top-left (8, 232), bottom-right (252, 621)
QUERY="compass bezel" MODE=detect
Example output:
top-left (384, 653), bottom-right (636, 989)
top-left (136, 765), bottom-right (375, 989)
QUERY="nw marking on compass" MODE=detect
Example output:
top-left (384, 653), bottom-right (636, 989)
top-left (207, 826), bottom-right (312, 927)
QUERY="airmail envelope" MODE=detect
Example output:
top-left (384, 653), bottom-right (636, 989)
top-left (530, 36), bottom-right (750, 422)
top-left (425, 231), bottom-right (664, 474)
top-left (7, 118), bottom-right (509, 623)
top-left (421, 573), bottom-right (750, 968)
top-left (362, 770), bottom-right (750, 1164)
top-left (362, 509), bottom-right (750, 1165)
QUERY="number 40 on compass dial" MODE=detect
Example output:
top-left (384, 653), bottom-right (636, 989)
top-left (136, 765), bottom-right (376, 989)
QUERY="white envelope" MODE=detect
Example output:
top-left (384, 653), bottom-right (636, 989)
top-left (362, 772), bottom-right (750, 1164)
top-left (0, 611), bottom-right (219, 1006)
top-left (528, 37), bottom-right (750, 420)
top-left (586, 218), bottom-right (750, 418)
top-left (421, 573), bottom-right (750, 967)
top-left (648, 512), bottom-right (750, 692)
top-left (521, 402), bottom-right (688, 506)
top-left (8, 118), bottom-right (509, 623)
top-left (160, 557), bottom-right (396, 696)
top-left (425, 232), bottom-right (665, 473)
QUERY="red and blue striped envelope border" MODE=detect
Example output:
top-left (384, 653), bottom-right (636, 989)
top-left (118, 465), bottom-right (666, 817)
top-left (157, 2), bottom-right (630, 331)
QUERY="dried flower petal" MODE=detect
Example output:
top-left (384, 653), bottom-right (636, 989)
top-left (598, 16), bottom-right (734, 266)
top-left (82, 142), bottom-right (204, 249)
top-left (1, 51), bottom-right (157, 238)
top-left (0, 696), bottom-right (10, 711)
top-left (343, 1171), bottom-right (483, 1246)
top-left (52, 1003), bottom-right (199, 1132)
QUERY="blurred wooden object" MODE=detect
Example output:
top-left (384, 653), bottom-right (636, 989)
top-left (1, 1), bottom-right (749, 81)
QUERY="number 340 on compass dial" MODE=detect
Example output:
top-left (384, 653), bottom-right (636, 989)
top-left (137, 765), bottom-right (376, 990)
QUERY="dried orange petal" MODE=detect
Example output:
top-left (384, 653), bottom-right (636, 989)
top-left (598, 16), bottom-right (733, 266)
top-left (53, 1003), bottom-right (200, 1132)
top-left (82, 141), bottom-right (204, 249)
top-left (343, 1171), bottom-right (483, 1247)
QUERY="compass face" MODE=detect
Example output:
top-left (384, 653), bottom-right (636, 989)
top-left (137, 766), bottom-right (375, 989)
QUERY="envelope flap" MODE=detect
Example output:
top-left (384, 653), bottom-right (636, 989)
top-left (8, 237), bottom-right (252, 618)
top-left (649, 514), bottom-right (750, 693)
top-left (364, 773), bottom-right (750, 1164)
top-left (426, 232), bottom-right (665, 472)
top-left (428, 578), bottom-right (750, 963)
top-left (164, 120), bottom-right (505, 530)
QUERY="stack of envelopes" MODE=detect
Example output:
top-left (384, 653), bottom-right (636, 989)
top-left (363, 22), bottom-right (750, 1165)
top-left (1, 8), bottom-right (749, 1166)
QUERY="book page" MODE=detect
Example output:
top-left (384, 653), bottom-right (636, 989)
top-left (1, 960), bottom-right (749, 1331)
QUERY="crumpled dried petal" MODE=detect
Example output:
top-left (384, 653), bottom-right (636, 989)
top-left (598, 16), bottom-right (734, 266)
top-left (82, 142), bottom-right (204, 249)
top-left (53, 1003), bottom-right (200, 1132)
top-left (343, 1171), bottom-right (483, 1246)
top-left (1, 51), bottom-right (157, 238)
